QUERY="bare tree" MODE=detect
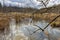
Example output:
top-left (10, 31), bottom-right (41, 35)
top-left (29, 0), bottom-right (50, 27)
top-left (37, 0), bottom-right (50, 7)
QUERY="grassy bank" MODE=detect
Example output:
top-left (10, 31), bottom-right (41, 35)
top-left (0, 12), bottom-right (60, 30)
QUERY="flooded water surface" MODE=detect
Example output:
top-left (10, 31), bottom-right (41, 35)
top-left (0, 18), bottom-right (60, 40)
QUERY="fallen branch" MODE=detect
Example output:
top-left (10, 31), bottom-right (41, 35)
top-left (31, 14), bottom-right (60, 34)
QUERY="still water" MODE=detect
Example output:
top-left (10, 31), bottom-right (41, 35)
top-left (0, 18), bottom-right (60, 40)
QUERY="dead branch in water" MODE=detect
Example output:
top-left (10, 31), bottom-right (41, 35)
top-left (31, 14), bottom-right (60, 34)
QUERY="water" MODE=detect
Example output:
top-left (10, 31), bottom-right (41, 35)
top-left (0, 18), bottom-right (60, 40)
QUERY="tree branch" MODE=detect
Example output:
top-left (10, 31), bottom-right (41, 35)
top-left (32, 15), bottom-right (60, 34)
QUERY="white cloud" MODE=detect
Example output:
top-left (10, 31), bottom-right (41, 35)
top-left (0, 0), bottom-right (60, 9)
top-left (47, 0), bottom-right (60, 7)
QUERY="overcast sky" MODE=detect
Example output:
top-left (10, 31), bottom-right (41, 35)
top-left (0, 0), bottom-right (60, 9)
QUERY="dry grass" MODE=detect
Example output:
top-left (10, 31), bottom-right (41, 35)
top-left (12, 13), bottom-right (60, 28)
top-left (0, 13), bottom-right (11, 32)
top-left (0, 12), bottom-right (60, 30)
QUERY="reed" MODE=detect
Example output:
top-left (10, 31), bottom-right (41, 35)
top-left (0, 13), bottom-right (60, 31)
